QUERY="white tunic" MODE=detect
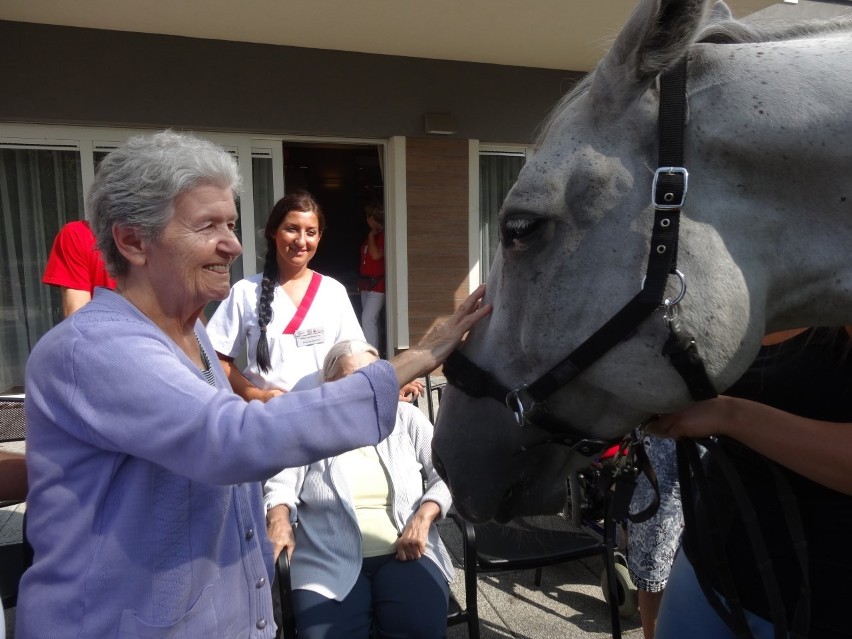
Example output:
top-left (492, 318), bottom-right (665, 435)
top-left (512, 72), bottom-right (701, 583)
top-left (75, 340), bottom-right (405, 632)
top-left (207, 272), bottom-right (365, 391)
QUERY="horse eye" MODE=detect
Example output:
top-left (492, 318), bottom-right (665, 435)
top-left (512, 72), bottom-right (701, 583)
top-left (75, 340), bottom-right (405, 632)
top-left (500, 216), bottom-right (543, 248)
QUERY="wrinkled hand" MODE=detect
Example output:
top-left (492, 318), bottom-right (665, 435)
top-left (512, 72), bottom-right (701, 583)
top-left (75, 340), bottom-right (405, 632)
top-left (266, 505), bottom-right (296, 562)
top-left (416, 284), bottom-right (490, 364)
top-left (395, 501), bottom-right (440, 561)
top-left (396, 518), bottom-right (430, 561)
top-left (645, 396), bottom-right (740, 440)
top-left (390, 285), bottom-right (491, 385)
top-left (399, 380), bottom-right (425, 403)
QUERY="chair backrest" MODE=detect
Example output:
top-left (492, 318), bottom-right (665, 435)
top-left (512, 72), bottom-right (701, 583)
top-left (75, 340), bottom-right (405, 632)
top-left (0, 399), bottom-right (26, 443)
top-left (1, 396), bottom-right (27, 511)
top-left (416, 375), bottom-right (446, 423)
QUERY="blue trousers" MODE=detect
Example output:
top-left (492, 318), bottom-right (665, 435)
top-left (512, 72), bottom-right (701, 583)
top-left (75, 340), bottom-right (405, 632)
top-left (292, 553), bottom-right (449, 639)
top-left (656, 551), bottom-right (780, 639)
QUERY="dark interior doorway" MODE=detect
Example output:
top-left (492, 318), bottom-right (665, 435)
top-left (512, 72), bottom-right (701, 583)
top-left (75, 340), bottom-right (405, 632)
top-left (282, 142), bottom-right (386, 350)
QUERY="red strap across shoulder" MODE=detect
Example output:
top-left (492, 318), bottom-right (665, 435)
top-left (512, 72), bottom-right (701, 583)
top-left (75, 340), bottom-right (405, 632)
top-left (283, 272), bottom-right (322, 334)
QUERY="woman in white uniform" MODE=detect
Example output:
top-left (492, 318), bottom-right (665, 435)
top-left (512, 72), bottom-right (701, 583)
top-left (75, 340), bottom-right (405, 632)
top-left (207, 190), bottom-right (364, 397)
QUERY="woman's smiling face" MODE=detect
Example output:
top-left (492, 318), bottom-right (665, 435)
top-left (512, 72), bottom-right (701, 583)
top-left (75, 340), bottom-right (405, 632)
top-left (144, 184), bottom-right (241, 312)
top-left (273, 209), bottom-right (322, 272)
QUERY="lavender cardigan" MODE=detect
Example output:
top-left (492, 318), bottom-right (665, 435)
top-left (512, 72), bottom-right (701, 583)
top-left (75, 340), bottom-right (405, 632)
top-left (17, 289), bottom-right (398, 639)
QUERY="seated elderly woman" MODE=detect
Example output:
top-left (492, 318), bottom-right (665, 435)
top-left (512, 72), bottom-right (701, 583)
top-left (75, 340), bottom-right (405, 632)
top-left (16, 130), bottom-right (489, 639)
top-left (265, 339), bottom-right (453, 639)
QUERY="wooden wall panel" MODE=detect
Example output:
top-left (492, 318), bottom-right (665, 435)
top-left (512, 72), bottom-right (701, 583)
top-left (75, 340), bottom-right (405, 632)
top-left (405, 137), bottom-right (470, 347)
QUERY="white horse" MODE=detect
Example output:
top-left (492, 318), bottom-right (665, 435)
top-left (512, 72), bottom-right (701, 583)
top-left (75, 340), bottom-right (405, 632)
top-left (433, 0), bottom-right (852, 523)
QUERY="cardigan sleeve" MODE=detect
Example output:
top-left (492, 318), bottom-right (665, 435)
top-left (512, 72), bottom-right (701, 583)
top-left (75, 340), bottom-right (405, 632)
top-left (264, 465), bottom-right (306, 521)
top-left (27, 311), bottom-right (399, 486)
top-left (399, 403), bottom-right (452, 518)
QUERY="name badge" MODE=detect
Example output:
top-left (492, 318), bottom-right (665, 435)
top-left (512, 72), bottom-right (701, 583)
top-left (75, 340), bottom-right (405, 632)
top-left (294, 327), bottom-right (325, 347)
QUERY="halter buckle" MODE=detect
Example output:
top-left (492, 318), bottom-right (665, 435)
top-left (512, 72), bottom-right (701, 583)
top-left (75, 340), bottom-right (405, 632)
top-left (652, 167), bottom-right (688, 209)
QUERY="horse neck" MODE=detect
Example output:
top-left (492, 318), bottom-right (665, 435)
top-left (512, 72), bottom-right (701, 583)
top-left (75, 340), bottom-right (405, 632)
top-left (687, 37), bottom-right (852, 330)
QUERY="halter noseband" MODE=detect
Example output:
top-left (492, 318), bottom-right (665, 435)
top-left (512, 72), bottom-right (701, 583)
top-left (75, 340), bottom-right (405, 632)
top-left (444, 55), bottom-right (716, 449)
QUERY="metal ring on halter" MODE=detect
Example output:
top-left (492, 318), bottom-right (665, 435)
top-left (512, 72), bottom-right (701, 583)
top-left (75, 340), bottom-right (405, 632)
top-left (640, 269), bottom-right (687, 307)
top-left (505, 386), bottom-right (529, 428)
top-left (665, 269), bottom-right (687, 306)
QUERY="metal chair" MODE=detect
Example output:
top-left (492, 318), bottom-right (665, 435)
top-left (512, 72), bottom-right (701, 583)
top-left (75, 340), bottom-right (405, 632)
top-left (273, 524), bottom-right (468, 638)
top-left (0, 393), bottom-right (26, 444)
top-left (274, 511), bottom-right (621, 639)
top-left (417, 376), bottom-right (624, 638)
top-left (0, 388), bottom-right (31, 610)
top-left (447, 510), bottom-right (623, 639)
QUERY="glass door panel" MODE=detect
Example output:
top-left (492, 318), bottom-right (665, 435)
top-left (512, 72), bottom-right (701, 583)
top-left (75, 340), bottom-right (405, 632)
top-left (479, 151), bottom-right (525, 280)
top-left (0, 147), bottom-right (84, 389)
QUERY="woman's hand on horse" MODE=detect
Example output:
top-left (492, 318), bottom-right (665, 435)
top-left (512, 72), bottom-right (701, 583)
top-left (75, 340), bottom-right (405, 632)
top-left (650, 396), bottom-right (852, 495)
top-left (646, 396), bottom-right (741, 440)
top-left (389, 284), bottom-right (491, 385)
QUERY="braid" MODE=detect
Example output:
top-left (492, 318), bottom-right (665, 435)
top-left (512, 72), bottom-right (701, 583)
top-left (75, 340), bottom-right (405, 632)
top-left (255, 249), bottom-right (278, 374)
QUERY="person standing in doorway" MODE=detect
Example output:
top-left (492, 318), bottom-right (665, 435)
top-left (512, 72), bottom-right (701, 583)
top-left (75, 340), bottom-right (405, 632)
top-left (358, 201), bottom-right (385, 352)
top-left (207, 190), bottom-right (364, 399)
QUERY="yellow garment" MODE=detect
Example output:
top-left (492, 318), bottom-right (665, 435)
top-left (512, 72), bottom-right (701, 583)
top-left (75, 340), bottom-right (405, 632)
top-left (337, 446), bottom-right (399, 557)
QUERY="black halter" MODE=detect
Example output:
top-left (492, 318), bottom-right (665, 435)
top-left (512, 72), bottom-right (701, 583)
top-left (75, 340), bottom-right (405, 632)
top-left (443, 55), bottom-right (716, 452)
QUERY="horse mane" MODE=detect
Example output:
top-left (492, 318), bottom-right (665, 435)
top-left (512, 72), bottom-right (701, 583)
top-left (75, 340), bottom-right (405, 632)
top-left (533, 74), bottom-right (593, 148)
top-left (534, 13), bottom-right (852, 148)
top-left (697, 14), bottom-right (852, 44)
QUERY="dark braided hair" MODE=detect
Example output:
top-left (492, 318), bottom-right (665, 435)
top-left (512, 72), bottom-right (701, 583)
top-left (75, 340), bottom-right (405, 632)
top-left (255, 190), bottom-right (325, 373)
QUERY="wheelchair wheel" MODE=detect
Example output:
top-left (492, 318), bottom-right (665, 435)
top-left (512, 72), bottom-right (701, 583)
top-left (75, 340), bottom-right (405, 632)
top-left (600, 561), bottom-right (639, 619)
top-left (565, 472), bottom-right (584, 527)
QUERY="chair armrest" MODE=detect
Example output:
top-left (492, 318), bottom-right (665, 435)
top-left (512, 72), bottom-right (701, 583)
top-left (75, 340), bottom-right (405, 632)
top-left (275, 553), bottom-right (298, 639)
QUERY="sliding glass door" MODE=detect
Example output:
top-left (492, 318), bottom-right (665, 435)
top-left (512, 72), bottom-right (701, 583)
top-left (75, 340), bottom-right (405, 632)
top-left (0, 146), bottom-right (85, 390)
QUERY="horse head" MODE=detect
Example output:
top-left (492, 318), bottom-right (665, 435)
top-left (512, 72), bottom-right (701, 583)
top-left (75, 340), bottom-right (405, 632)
top-left (433, 0), bottom-right (852, 522)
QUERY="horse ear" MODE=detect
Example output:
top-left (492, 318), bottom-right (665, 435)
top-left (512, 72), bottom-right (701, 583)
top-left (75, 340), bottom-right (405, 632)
top-left (590, 0), bottom-right (714, 107)
top-left (709, 1), bottom-right (734, 23)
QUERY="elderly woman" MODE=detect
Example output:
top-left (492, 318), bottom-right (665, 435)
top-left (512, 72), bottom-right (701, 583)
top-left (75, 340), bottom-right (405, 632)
top-left (266, 339), bottom-right (453, 639)
top-left (16, 130), bottom-right (489, 639)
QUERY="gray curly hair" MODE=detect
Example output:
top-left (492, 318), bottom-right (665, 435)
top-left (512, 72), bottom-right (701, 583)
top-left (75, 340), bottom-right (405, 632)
top-left (87, 130), bottom-right (242, 277)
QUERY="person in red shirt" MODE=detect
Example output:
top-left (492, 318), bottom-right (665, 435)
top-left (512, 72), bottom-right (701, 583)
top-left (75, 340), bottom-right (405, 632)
top-left (358, 201), bottom-right (386, 351)
top-left (42, 220), bottom-right (116, 317)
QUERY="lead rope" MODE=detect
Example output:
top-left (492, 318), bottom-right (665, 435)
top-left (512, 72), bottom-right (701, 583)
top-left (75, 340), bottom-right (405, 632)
top-left (677, 439), bottom-right (756, 638)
